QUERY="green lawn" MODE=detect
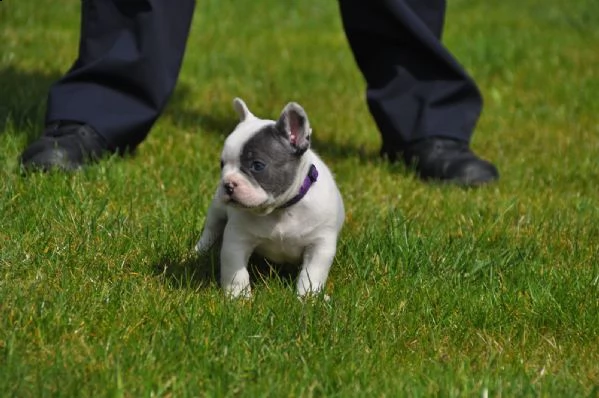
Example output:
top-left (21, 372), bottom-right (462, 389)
top-left (1, 0), bottom-right (598, 396)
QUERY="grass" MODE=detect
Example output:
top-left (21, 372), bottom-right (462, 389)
top-left (1, 0), bottom-right (598, 396)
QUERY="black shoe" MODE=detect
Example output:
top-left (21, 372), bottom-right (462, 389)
top-left (19, 122), bottom-right (111, 172)
top-left (383, 138), bottom-right (499, 186)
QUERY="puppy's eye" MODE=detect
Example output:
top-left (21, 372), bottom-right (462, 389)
top-left (250, 160), bottom-right (266, 172)
top-left (220, 160), bottom-right (224, 169)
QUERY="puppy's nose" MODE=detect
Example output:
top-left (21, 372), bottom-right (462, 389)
top-left (224, 182), bottom-right (236, 195)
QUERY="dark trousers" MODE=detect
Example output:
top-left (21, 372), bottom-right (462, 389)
top-left (46, 0), bottom-right (196, 151)
top-left (46, 0), bottom-right (481, 152)
top-left (339, 0), bottom-right (482, 151)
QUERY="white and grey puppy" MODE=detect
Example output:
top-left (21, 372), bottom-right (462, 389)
top-left (195, 98), bottom-right (344, 298)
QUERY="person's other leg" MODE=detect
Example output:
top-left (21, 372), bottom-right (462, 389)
top-left (21, 0), bottom-right (196, 170)
top-left (339, 0), bottom-right (498, 185)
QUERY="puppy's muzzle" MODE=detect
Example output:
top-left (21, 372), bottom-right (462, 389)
top-left (224, 181), bottom-right (237, 196)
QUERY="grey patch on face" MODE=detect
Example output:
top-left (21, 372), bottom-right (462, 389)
top-left (239, 124), bottom-right (303, 197)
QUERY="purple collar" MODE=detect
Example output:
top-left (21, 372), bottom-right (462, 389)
top-left (280, 164), bottom-right (319, 209)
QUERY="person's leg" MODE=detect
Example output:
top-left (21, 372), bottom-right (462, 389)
top-left (339, 0), bottom-right (498, 185)
top-left (21, 0), bottom-right (196, 170)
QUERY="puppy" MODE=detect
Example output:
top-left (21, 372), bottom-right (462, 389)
top-left (195, 98), bottom-right (344, 298)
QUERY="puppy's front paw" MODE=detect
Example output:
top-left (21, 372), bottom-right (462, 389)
top-left (297, 291), bottom-right (331, 302)
top-left (224, 284), bottom-right (252, 299)
top-left (221, 267), bottom-right (252, 299)
top-left (195, 233), bottom-right (217, 254)
top-left (296, 275), bottom-right (326, 298)
top-left (195, 239), bottom-right (209, 254)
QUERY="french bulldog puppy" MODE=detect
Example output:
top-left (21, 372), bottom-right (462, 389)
top-left (195, 98), bottom-right (344, 298)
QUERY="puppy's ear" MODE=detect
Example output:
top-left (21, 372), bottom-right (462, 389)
top-left (275, 102), bottom-right (311, 155)
top-left (233, 97), bottom-right (255, 122)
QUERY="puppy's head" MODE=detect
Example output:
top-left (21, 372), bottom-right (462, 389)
top-left (218, 98), bottom-right (312, 213)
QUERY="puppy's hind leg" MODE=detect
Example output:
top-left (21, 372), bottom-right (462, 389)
top-left (195, 197), bottom-right (227, 254)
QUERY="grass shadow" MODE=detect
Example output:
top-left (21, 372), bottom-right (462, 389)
top-left (152, 249), bottom-right (220, 290)
top-left (0, 66), bottom-right (62, 143)
top-left (152, 244), bottom-right (299, 292)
